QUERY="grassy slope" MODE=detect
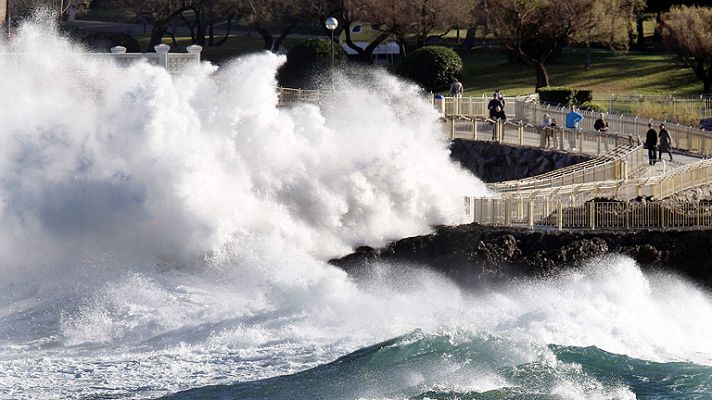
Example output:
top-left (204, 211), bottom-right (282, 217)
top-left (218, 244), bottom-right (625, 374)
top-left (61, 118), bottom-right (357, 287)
top-left (135, 34), bottom-right (701, 98)
top-left (458, 47), bottom-right (701, 98)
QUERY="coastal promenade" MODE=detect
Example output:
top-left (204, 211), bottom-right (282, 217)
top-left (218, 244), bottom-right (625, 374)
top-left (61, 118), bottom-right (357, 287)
top-left (436, 96), bottom-right (712, 230)
top-left (276, 88), bottom-right (712, 230)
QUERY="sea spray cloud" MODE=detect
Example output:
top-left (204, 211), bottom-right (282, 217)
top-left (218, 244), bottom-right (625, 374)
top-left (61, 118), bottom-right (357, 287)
top-left (0, 20), bottom-right (486, 288)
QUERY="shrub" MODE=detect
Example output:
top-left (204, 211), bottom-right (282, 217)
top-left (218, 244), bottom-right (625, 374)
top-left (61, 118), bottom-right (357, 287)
top-left (574, 90), bottom-right (593, 104)
top-left (277, 38), bottom-right (346, 89)
top-left (538, 86), bottom-right (593, 106)
top-left (396, 46), bottom-right (463, 92)
top-left (578, 101), bottom-right (607, 113)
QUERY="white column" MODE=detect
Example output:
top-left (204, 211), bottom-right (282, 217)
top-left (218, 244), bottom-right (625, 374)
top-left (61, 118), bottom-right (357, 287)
top-left (154, 43), bottom-right (170, 69)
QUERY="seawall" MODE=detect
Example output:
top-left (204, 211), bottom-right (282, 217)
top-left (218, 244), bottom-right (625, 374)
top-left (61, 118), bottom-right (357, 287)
top-left (449, 139), bottom-right (592, 182)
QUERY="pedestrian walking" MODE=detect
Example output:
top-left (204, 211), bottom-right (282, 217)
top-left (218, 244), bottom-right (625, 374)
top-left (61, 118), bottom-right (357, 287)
top-left (658, 123), bottom-right (673, 161)
top-left (645, 123), bottom-right (658, 165)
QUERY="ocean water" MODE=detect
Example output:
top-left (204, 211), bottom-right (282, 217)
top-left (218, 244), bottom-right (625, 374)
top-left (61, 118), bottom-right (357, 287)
top-left (1, 18), bottom-right (712, 400)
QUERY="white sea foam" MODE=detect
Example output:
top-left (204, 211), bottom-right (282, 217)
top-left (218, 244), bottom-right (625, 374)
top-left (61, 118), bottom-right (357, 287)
top-left (0, 18), bottom-right (711, 400)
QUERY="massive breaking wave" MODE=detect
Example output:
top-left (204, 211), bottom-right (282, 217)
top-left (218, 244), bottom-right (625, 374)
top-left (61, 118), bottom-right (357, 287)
top-left (0, 19), bottom-right (711, 400)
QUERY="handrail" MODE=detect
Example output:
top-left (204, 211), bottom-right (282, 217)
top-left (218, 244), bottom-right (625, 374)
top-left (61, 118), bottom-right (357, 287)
top-left (489, 144), bottom-right (646, 193)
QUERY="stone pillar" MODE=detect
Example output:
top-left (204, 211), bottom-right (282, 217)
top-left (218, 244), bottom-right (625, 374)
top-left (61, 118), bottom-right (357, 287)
top-left (154, 43), bottom-right (170, 69)
top-left (0, 0), bottom-right (8, 37)
top-left (186, 44), bottom-right (203, 55)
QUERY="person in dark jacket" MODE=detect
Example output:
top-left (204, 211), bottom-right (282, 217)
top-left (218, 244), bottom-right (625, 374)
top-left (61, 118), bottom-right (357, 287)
top-left (594, 112), bottom-right (609, 133)
top-left (487, 93), bottom-right (503, 120)
top-left (658, 123), bottom-right (673, 161)
top-left (645, 123), bottom-right (658, 165)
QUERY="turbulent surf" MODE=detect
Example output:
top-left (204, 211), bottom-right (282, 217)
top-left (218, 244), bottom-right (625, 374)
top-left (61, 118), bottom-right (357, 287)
top-left (0, 19), bottom-right (711, 400)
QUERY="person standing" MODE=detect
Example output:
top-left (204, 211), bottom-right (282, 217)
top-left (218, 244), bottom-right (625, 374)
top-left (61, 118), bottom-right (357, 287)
top-left (487, 93), bottom-right (503, 120)
top-left (658, 123), bottom-right (673, 161)
top-left (645, 123), bottom-right (658, 165)
top-left (542, 113), bottom-right (553, 147)
top-left (594, 112), bottom-right (609, 133)
top-left (449, 79), bottom-right (463, 97)
top-left (565, 105), bottom-right (584, 130)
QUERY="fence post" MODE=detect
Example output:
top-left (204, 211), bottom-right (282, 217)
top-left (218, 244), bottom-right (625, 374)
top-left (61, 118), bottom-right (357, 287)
top-left (589, 202), bottom-right (596, 229)
top-left (518, 122), bottom-right (523, 146)
top-left (449, 118), bottom-right (455, 139)
top-left (472, 119), bottom-right (477, 140)
top-left (558, 202), bottom-right (563, 230)
top-left (154, 43), bottom-right (170, 69)
top-left (528, 201), bottom-right (534, 228)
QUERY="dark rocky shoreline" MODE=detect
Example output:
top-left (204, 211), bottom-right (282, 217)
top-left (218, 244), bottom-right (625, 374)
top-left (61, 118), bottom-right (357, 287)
top-left (331, 224), bottom-right (712, 288)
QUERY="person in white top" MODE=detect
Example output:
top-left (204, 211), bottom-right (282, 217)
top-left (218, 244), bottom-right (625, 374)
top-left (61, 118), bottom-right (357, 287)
top-left (449, 79), bottom-right (463, 97)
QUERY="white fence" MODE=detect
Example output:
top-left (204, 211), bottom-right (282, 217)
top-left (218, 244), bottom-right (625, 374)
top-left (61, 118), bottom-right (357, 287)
top-left (490, 144), bottom-right (647, 193)
top-left (438, 96), bottom-right (712, 156)
top-left (467, 199), bottom-right (712, 230)
top-left (515, 101), bottom-right (712, 155)
top-left (86, 44), bottom-right (202, 73)
top-left (446, 116), bottom-right (641, 157)
top-left (467, 157), bottom-right (712, 229)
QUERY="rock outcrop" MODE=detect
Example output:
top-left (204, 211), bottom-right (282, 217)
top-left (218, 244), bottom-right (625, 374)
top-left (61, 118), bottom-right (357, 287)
top-left (331, 224), bottom-right (712, 288)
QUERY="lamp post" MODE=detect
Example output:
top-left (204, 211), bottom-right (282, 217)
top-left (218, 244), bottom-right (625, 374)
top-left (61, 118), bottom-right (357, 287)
top-left (325, 17), bottom-right (338, 70)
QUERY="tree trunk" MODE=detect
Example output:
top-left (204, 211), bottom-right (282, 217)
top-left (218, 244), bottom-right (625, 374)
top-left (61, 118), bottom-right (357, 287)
top-left (215, 13), bottom-right (235, 46)
top-left (207, 4), bottom-right (214, 46)
top-left (653, 11), bottom-right (662, 42)
top-left (273, 22), bottom-right (296, 53)
top-left (636, 14), bottom-right (645, 49)
top-left (194, 8), bottom-right (205, 46)
top-left (534, 62), bottom-right (550, 90)
top-left (460, 25), bottom-right (476, 52)
top-left (148, 22), bottom-right (169, 51)
top-left (704, 79), bottom-right (711, 96)
top-left (585, 41), bottom-right (591, 71)
top-left (255, 23), bottom-right (274, 51)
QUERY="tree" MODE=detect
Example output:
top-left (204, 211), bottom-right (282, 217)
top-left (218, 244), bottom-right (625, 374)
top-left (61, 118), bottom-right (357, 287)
top-left (116, 0), bottom-right (196, 51)
top-left (485, 0), bottom-right (646, 89)
top-left (571, 0), bottom-right (646, 69)
top-left (116, 0), bottom-right (238, 51)
top-left (277, 38), bottom-right (346, 88)
top-left (234, 0), bottom-right (314, 52)
top-left (485, 0), bottom-right (595, 90)
top-left (410, 0), bottom-right (472, 48)
top-left (9, 0), bottom-right (91, 21)
top-left (660, 6), bottom-right (712, 94)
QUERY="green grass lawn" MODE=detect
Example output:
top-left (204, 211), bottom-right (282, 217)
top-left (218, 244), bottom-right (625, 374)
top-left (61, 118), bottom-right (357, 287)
top-left (134, 33), bottom-right (702, 98)
top-left (456, 47), bottom-right (701, 98)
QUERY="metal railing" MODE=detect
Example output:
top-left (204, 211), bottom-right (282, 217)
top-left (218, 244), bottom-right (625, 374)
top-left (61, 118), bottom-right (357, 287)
top-left (276, 87), bottom-right (322, 107)
top-left (446, 116), bottom-right (641, 157)
top-left (489, 144), bottom-right (647, 193)
top-left (466, 198), bottom-right (712, 230)
top-left (515, 101), bottom-right (712, 156)
top-left (466, 158), bottom-right (712, 229)
top-left (600, 94), bottom-right (712, 121)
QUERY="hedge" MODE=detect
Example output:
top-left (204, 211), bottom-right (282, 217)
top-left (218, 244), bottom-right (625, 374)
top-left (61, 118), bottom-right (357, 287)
top-left (538, 86), bottom-right (593, 106)
top-left (396, 46), bottom-right (463, 92)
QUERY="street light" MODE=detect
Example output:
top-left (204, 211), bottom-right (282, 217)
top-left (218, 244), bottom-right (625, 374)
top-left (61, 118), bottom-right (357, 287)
top-left (325, 17), bottom-right (338, 70)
